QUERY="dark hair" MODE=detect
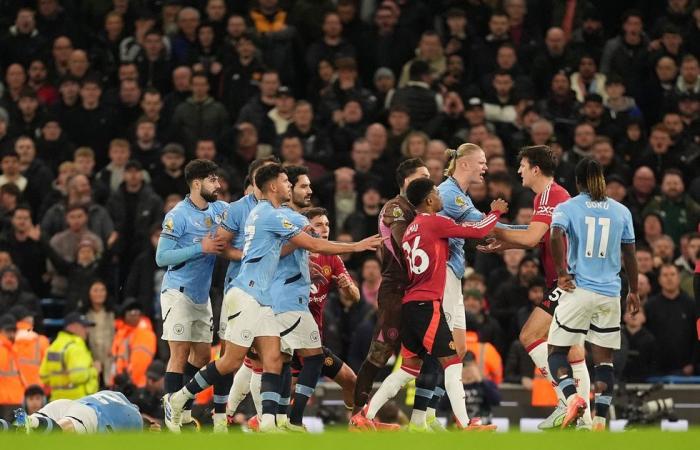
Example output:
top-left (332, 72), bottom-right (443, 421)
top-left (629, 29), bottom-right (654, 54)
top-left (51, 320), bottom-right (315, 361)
top-left (1, 150), bottom-right (19, 160)
top-left (191, 71), bottom-right (209, 82)
top-left (575, 158), bottom-right (606, 201)
top-left (254, 163), bottom-right (286, 192)
top-left (518, 145), bottom-right (555, 177)
top-left (66, 203), bottom-right (88, 215)
top-left (396, 158), bottom-right (427, 189)
top-left (0, 183), bottom-right (20, 197)
top-left (286, 165), bottom-right (309, 188)
top-left (622, 9), bottom-right (643, 23)
top-left (12, 204), bottom-right (32, 217)
top-left (406, 177), bottom-right (435, 207)
top-left (247, 155), bottom-right (279, 180)
top-left (409, 60), bottom-right (430, 80)
top-left (661, 168), bottom-right (684, 182)
top-left (303, 207), bottom-right (328, 221)
top-left (143, 87), bottom-right (161, 97)
top-left (184, 159), bottom-right (219, 185)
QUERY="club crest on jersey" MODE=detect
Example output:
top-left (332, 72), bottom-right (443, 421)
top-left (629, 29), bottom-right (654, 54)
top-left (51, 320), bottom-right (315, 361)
top-left (204, 217), bottom-right (213, 227)
top-left (164, 217), bottom-right (174, 232)
top-left (449, 341), bottom-right (456, 350)
top-left (392, 206), bottom-right (404, 218)
top-left (455, 196), bottom-right (466, 207)
top-left (323, 265), bottom-right (332, 277)
top-left (324, 357), bottom-right (334, 367)
top-left (282, 218), bottom-right (293, 229)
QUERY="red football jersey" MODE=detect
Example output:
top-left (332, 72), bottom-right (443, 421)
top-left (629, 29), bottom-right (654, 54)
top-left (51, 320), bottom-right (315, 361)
top-left (402, 211), bottom-right (502, 303)
top-left (531, 181), bottom-right (570, 288)
top-left (309, 253), bottom-right (350, 335)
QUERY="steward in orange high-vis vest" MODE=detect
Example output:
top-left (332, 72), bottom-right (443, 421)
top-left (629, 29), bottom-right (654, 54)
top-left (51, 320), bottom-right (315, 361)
top-left (9, 306), bottom-right (49, 388)
top-left (0, 314), bottom-right (25, 419)
top-left (110, 301), bottom-right (156, 388)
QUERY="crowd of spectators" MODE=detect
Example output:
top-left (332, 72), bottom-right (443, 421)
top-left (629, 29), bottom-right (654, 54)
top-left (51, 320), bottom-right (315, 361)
top-left (0, 0), bottom-right (699, 416)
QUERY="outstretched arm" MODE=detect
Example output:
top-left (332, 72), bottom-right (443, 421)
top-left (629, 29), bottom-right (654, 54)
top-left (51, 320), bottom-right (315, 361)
top-left (289, 232), bottom-right (383, 255)
top-left (493, 221), bottom-right (549, 248)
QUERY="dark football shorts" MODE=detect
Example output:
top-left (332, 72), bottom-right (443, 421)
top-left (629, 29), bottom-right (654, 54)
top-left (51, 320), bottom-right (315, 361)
top-left (371, 282), bottom-right (405, 349)
top-left (538, 286), bottom-right (565, 316)
top-left (400, 301), bottom-right (455, 359)
top-left (290, 346), bottom-right (344, 379)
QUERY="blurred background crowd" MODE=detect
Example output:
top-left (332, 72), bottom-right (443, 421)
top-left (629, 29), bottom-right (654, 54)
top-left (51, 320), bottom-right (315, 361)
top-left (0, 0), bottom-right (698, 422)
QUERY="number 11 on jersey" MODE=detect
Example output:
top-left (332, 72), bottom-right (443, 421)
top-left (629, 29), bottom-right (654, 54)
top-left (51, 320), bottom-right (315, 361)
top-left (584, 216), bottom-right (610, 258)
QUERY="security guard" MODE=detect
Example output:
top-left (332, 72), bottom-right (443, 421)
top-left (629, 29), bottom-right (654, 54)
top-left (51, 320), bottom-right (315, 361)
top-left (39, 313), bottom-right (99, 400)
top-left (111, 301), bottom-right (156, 388)
top-left (0, 314), bottom-right (24, 420)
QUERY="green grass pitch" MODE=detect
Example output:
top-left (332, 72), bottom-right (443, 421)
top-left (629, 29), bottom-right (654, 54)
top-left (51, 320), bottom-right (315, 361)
top-left (2, 429), bottom-right (699, 450)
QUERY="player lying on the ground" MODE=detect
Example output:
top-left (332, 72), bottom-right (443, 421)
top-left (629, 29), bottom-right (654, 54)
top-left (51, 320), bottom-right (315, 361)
top-left (1, 390), bottom-right (157, 433)
top-left (351, 177), bottom-right (506, 431)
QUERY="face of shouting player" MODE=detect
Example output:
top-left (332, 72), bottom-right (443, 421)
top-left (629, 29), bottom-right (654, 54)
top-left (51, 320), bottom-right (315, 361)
top-left (292, 174), bottom-right (312, 208)
top-left (462, 149), bottom-right (487, 184)
top-left (199, 174), bottom-right (220, 202)
top-left (310, 214), bottom-right (330, 239)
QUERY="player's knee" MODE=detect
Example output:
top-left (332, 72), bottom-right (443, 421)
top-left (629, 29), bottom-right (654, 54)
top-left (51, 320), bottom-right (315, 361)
top-left (366, 341), bottom-right (393, 367)
top-left (260, 352), bottom-right (283, 373)
top-left (519, 327), bottom-right (538, 348)
top-left (567, 345), bottom-right (585, 362)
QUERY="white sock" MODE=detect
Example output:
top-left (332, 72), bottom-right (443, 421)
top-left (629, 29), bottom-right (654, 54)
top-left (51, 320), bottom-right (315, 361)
top-left (444, 363), bottom-right (470, 427)
top-left (571, 359), bottom-right (592, 423)
top-left (182, 409), bottom-right (192, 423)
top-left (213, 412), bottom-right (226, 422)
top-left (260, 413), bottom-right (275, 430)
top-left (426, 407), bottom-right (436, 421)
top-left (528, 340), bottom-right (566, 405)
top-left (227, 364), bottom-right (253, 414)
top-left (250, 372), bottom-right (263, 417)
top-left (366, 368), bottom-right (416, 419)
top-left (410, 409), bottom-right (427, 427)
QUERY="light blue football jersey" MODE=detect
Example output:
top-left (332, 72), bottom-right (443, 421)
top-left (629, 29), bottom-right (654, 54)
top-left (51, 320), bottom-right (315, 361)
top-left (232, 200), bottom-right (302, 306)
top-left (270, 207), bottom-right (311, 314)
top-left (159, 196), bottom-right (228, 304)
top-left (220, 193), bottom-right (258, 293)
top-left (77, 391), bottom-right (143, 432)
top-left (551, 193), bottom-right (635, 297)
top-left (437, 177), bottom-right (487, 278)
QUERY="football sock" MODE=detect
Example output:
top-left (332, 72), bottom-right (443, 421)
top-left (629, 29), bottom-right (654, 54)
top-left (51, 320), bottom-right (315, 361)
top-left (366, 367), bottom-right (416, 420)
top-left (165, 371), bottom-right (183, 394)
top-left (594, 363), bottom-right (614, 419)
top-left (548, 351), bottom-right (577, 400)
top-left (261, 372), bottom-right (282, 428)
top-left (183, 362), bottom-right (200, 420)
top-left (277, 363), bottom-right (292, 425)
top-left (427, 376), bottom-right (445, 420)
top-left (528, 339), bottom-right (566, 404)
top-left (250, 371), bottom-right (263, 416)
top-left (183, 363), bottom-right (225, 399)
top-left (227, 364), bottom-right (253, 414)
top-left (289, 354), bottom-right (323, 425)
top-left (444, 362), bottom-right (470, 427)
top-left (572, 358), bottom-right (592, 422)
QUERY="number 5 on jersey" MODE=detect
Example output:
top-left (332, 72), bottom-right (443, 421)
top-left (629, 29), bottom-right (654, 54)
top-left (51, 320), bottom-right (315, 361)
top-left (403, 236), bottom-right (429, 274)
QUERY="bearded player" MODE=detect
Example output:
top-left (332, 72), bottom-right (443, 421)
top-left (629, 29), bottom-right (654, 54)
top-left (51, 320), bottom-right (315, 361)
top-left (477, 145), bottom-right (592, 428)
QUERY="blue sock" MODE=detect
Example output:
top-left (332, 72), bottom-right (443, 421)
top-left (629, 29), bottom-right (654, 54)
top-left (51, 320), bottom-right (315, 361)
top-left (415, 356), bottom-right (440, 412)
top-left (185, 362), bottom-right (223, 396)
top-left (165, 371), bottom-right (183, 394)
top-left (594, 363), bottom-right (614, 418)
top-left (289, 354), bottom-right (323, 425)
top-left (277, 363), bottom-right (292, 415)
top-left (548, 350), bottom-right (577, 399)
top-left (261, 372), bottom-right (282, 417)
top-left (183, 362), bottom-right (200, 410)
top-left (429, 376), bottom-right (445, 410)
